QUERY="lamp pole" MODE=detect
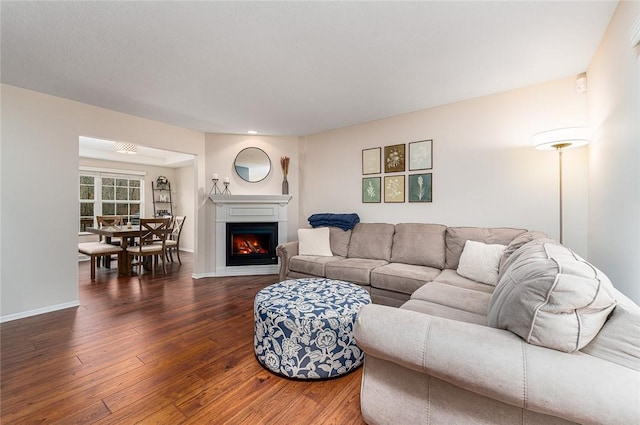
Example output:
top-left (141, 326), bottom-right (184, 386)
top-left (555, 143), bottom-right (571, 244)
top-left (531, 127), bottom-right (590, 246)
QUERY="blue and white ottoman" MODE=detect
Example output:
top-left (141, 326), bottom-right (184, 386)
top-left (254, 278), bottom-right (371, 379)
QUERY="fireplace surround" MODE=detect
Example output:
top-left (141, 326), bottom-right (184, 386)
top-left (210, 194), bottom-right (292, 276)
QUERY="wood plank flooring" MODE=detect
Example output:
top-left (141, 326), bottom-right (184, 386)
top-left (1, 253), bottom-right (366, 424)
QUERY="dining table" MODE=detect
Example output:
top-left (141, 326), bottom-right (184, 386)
top-left (86, 225), bottom-right (142, 276)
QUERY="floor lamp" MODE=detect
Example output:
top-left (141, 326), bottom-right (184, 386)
top-left (532, 127), bottom-right (590, 244)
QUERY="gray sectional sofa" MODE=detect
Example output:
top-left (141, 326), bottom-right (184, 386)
top-left (277, 222), bottom-right (529, 306)
top-left (277, 222), bottom-right (640, 424)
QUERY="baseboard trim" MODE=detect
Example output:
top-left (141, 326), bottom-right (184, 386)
top-left (0, 300), bottom-right (81, 323)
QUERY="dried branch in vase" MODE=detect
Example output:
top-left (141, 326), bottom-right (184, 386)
top-left (280, 156), bottom-right (290, 177)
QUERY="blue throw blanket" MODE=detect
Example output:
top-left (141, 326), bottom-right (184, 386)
top-left (308, 213), bottom-right (360, 231)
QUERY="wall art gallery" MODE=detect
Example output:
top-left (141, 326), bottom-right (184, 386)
top-left (361, 140), bottom-right (433, 204)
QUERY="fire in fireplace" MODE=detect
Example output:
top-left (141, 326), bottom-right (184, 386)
top-left (226, 222), bottom-right (278, 266)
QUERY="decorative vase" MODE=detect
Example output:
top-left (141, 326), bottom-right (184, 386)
top-left (282, 176), bottom-right (289, 195)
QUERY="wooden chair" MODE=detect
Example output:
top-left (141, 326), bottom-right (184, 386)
top-left (126, 218), bottom-right (171, 276)
top-left (96, 215), bottom-right (124, 244)
top-left (95, 215), bottom-right (124, 267)
top-left (165, 216), bottom-right (186, 264)
top-left (78, 242), bottom-right (123, 281)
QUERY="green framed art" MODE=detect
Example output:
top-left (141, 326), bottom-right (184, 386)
top-left (408, 173), bottom-right (432, 202)
top-left (362, 177), bottom-right (381, 203)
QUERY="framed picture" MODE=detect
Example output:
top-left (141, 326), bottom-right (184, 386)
top-left (408, 173), bottom-right (432, 202)
top-left (384, 144), bottom-right (405, 173)
top-left (362, 147), bottom-right (381, 175)
top-left (384, 175), bottom-right (405, 203)
top-left (362, 177), bottom-right (381, 203)
top-left (409, 140), bottom-right (433, 171)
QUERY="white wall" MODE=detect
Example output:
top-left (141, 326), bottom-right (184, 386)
top-left (175, 164), bottom-right (196, 252)
top-left (1, 85), bottom-right (206, 320)
top-left (203, 134), bottom-right (300, 275)
top-left (587, 2), bottom-right (640, 303)
top-left (301, 77), bottom-right (590, 256)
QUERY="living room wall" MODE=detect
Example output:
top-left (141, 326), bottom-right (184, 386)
top-left (202, 133), bottom-right (300, 275)
top-left (587, 1), bottom-right (640, 303)
top-left (300, 77), bottom-right (589, 256)
top-left (0, 85), bottom-right (206, 321)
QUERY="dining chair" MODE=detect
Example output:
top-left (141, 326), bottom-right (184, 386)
top-left (95, 215), bottom-right (124, 267)
top-left (78, 242), bottom-right (124, 281)
top-left (126, 217), bottom-right (171, 276)
top-left (165, 215), bottom-right (186, 264)
top-left (97, 215), bottom-right (124, 243)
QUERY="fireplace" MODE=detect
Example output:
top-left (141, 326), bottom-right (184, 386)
top-left (226, 222), bottom-right (278, 266)
top-left (208, 194), bottom-right (291, 277)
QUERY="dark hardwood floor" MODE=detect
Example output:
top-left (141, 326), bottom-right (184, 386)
top-left (1, 253), bottom-right (366, 424)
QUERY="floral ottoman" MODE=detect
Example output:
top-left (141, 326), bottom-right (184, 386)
top-left (254, 278), bottom-right (371, 379)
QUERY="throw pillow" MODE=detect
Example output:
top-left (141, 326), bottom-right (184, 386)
top-left (498, 230), bottom-right (552, 273)
top-left (456, 240), bottom-right (506, 285)
top-left (298, 227), bottom-right (333, 257)
top-left (488, 240), bottom-right (617, 353)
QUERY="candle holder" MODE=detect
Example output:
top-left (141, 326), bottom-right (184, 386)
top-left (208, 178), bottom-right (222, 195)
top-left (222, 181), bottom-right (231, 195)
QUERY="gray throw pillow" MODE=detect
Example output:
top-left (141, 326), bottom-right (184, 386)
top-left (488, 240), bottom-right (617, 353)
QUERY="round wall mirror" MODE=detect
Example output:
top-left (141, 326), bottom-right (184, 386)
top-left (234, 147), bottom-right (271, 182)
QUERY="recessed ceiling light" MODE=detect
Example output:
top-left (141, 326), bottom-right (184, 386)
top-left (247, 130), bottom-right (258, 135)
top-left (114, 142), bottom-right (137, 154)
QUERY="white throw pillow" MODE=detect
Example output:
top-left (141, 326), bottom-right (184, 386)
top-left (457, 240), bottom-right (507, 285)
top-left (298, 227), bottom-right (333, 257)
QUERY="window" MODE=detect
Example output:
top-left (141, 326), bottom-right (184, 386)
top-left (79, 169), bottom-right (145, 232)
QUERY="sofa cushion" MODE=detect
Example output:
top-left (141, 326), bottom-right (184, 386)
top-left (289, 255), bottom-right (345, 277)
top-left (581, 291), bottom-right (640, 372)
top-left (445, 227), bottom-right (526, 269)
top-left (347, 223), bottom-right (395, 261)
top-left (328, 226), bottom-right (352, 257)
top-left (371, 262), bottom-right (441, 295)
top-left (325, 258), bottom-right (388, 285)
top-left (298, 227), bottom-right (333, 256)
top-left (411, 282), bottom-right (492, 316)
top-left (487, 240), bottom-right (617, 353)
top-left (390, 223), bottom-right (447, 268)
top-left (431, 269), bottom-right (494, 294)
top-left (401, 299), bottom-right (487, 325)
top-left (456, 240), bottom-right (506, 286)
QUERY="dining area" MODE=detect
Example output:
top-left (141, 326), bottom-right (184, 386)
top-left (78, 215), bottom-right (186, 281)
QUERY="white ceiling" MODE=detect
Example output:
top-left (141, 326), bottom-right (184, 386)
top-left (1, 1), bottom-right (617, 137)
top-left (79, 136), bottom-right (195, 168)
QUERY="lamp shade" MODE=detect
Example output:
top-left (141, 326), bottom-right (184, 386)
top-left (115, 142), bottom-right (137, 154)
top-left (531, 127), bottom-right (591, 150)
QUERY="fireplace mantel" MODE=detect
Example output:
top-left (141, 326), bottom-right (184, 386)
top-left (210, 194), bottom-right (292, 206)
top-left (210, 194), bottom-right (292, 276)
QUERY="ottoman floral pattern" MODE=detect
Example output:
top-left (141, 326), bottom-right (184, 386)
top-left (254, 278), bottom-right (371, 379)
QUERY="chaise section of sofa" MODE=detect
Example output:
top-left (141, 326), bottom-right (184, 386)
top-left (355, 303), bottom-right (639, 425)
top-left (354, 234), bottom-right (640, 425)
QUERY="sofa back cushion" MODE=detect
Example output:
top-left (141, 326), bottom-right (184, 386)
top-left (445, 227), bottom-right (526, 269)
top-left (328, 226), bottom-right (352, 257)
top-left (390, 223), bottom-right (447, 268)
top-left (347, 223), bottom-right (395, 261)
top-left (487, 240), bottom-right (617, 353)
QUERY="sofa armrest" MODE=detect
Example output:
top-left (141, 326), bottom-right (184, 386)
top-left (276, 241), bottom-right (299, 281)
top-left (355, 304), bottom-right (640, 425)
